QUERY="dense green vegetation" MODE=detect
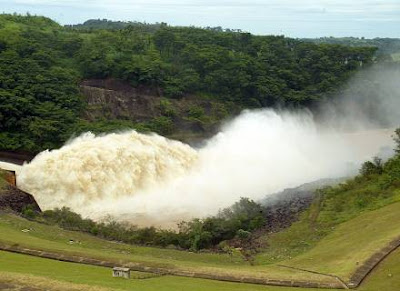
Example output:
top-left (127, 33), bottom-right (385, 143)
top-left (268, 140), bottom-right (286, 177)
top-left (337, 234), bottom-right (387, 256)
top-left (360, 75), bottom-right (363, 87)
top-left (0, 14), bottom-right (82, 151)
top-left (65, 18), bottom-right (162, 33)
top-left (0, 14), bottom-right (379, 152)
top-left (23, 197), bottom-right (264, 253)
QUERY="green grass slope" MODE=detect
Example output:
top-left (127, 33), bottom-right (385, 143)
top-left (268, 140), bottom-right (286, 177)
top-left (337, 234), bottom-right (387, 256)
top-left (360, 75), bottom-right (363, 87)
top-left (0, 251), bottom-right (323, 291)
top-left (359, 247), bottom-right (400, 291)
top-left (1, 239), bottom-right (400, 290)
top-left (256, 153), bottom-right (400, 282)
top-left (1, 202), bottom-right (400, 286)
top-left (0, 213), bottom-right (333, 283)
top-left (283, 202), bottom-right (400, 280)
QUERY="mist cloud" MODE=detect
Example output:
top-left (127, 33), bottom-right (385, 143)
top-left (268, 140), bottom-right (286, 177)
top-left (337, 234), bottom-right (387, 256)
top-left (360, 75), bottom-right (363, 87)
top-left (316, 64), bottom-right (400, 131)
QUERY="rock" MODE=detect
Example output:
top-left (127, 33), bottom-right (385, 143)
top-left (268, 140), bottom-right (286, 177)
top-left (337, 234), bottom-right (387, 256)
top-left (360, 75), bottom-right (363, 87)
top-left (0, 184), bottom-right (41, 213)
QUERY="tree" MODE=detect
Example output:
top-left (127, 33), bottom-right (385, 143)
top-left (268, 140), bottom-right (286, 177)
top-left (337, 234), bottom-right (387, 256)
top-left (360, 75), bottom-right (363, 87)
top-left (394, 128), bottom-right (400, 154)
top-left (0, 13), bottom-right (379, 152)
top-left (360, 157), bottom-right (383, 176)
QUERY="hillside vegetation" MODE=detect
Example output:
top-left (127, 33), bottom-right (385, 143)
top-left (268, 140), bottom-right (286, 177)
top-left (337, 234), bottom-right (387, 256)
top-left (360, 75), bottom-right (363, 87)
top-left (0, 193), bottom-right (399, 287)
top-left (0, 14), bottom-right (380, 152)
top-left (1, 209), bottom-right (399, 291)
top-left (303, 37), bottom-right (400, 59)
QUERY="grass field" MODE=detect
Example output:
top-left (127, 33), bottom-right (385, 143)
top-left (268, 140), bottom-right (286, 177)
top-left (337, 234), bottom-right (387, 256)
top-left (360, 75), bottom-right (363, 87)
top-left (0, 251), bottom-right (322, 291)
top-left (268, 201), bottom-right (400, 280)
top-left (1, 243), bottom-right (399, 290)
top-left (256, 173), bottom-right (400, 266)
top-left (359, 247), bottom-right (400, 290)
top-left (1, 202), bottom-right (400, 288)
top-left (0, 212), bottom-right (334, 283)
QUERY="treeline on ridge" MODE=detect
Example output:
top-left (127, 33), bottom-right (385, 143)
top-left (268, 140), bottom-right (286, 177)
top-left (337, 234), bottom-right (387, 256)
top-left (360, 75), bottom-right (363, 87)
top-left (0, 14), bottom-right (381, 152)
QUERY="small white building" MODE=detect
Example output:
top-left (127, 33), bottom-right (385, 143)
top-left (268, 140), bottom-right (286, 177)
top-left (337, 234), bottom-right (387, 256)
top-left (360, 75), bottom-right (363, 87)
top-left (112, 267), bottom-right (130, 279)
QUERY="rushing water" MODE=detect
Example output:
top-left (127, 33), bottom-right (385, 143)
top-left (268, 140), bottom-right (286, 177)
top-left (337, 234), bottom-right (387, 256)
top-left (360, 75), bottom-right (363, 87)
top-left (16, 109), bottom-right (395, 227)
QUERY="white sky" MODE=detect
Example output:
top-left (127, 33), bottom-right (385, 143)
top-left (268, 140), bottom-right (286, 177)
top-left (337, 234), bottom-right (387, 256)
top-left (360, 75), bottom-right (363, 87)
top-left (1, 0), bottom-right (400, 37)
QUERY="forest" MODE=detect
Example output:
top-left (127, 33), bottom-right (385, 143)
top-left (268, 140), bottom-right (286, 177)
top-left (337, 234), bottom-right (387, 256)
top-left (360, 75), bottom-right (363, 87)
top-left (0, 14), bottom-right (390, 152)
top-left (303, 36), bottom-right (400, 60)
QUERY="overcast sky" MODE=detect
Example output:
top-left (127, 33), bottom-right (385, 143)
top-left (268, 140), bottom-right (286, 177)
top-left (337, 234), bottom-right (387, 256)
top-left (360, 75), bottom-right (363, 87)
top-left (1, 0), bottom-right (399, 38)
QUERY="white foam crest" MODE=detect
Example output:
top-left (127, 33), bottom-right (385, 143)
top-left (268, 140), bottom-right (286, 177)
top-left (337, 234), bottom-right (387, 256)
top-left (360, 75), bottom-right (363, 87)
top-left (18, 131), bottom-right (198, 215)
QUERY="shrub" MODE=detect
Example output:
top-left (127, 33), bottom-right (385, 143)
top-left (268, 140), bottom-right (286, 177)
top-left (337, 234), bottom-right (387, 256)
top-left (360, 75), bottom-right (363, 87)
top-left (236, 229), bottom-right (251, 239)
top-left (148, 116), bottom-right (174, 135)
top-left (32, 198), bottom-right (268, 251)
top-left (159, 98), bottom-right (176, 117)
top-left (360, 157), bottom-right (383, 177)
top-left (187, 106), bottom-right (205, 119)
top-left (394, 128), bottom-right (400, 154)
top-left (21, 205), bottom-right (39, 220)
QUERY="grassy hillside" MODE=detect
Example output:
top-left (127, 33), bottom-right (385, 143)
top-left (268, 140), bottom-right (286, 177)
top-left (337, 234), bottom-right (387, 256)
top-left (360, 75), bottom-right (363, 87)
top-left (1, 200), bottom-right (399, 285)
top-left (0, 213), bottom-right (334, 283)
top-left (0, 251), bottom-right (321, 291)
top-left (280, 202), bottom-right (400, 279)
top-left (359, 247), bottom-right (400, 290)
top-left (255, 150), bottom-right (400, 265)
top-left (2, 229), bottom-right (399, 290)
top-left (0, 199), bottom-right (400, 289)
top-left (3, 244), bottom-right (399, 291)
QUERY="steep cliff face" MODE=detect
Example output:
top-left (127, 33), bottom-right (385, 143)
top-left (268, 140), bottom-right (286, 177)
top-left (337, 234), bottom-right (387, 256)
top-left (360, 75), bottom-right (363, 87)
top-left (0, 185), bottom-right (41, 214)
top-left (80, 78), bottom-right (238, 143)
top-left (0, 168), bottom-right (40, 214)
top-left (81, 79), bottom-right (161, 122)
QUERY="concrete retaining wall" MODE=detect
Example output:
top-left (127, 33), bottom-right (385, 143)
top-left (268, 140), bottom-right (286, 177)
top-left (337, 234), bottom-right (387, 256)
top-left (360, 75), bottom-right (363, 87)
top-left (1, 235), bottom-right (400, 289)
top-left (0, 243), bottom-right (342, 289)
top-left (348, 236), bottom-right (400, 288)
